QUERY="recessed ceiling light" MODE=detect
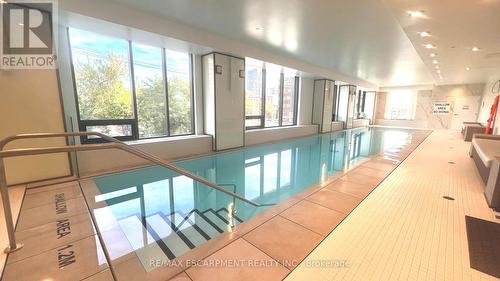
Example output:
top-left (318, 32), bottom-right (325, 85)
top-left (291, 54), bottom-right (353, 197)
top-left (432, 60), bottom-right (439, 64)
top-left (408, 10), bottom-right (425, 18)
top-left (430, 53), bottom-right (437, 57)
top-left (18, 23), bottom-right (24, 26)
top-left (425, 44), bottom-right (436, 49)
top-left (466, 67), bottom-right (471, 71)
top-left (435, 65), bottom-right (439, 69)
top-left (436, 70), bottom-right (441, 73)
top-left (472, 47), bottom-right (480, 52)
top-left (418, 31), bottom-right (431, 37)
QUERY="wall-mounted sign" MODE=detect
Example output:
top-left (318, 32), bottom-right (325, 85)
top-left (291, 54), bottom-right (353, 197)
top-left (215, 65), bottom-right (222, 74)
top-left (432, 102), bottom-right (451, 115)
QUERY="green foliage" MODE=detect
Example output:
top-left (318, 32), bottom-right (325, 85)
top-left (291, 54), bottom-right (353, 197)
top-left (75, 52), bottom-right (192, 137)
top-left (167, 75), bottom-right (192, 135)
top-left (75, 54), bottom-right (133, 120)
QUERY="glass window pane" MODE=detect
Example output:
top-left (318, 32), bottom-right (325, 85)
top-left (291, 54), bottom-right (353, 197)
top-left (166, 50), bottom-right (193, 135)
top-left (69, 28), bottom-right (134, 120)
top-left (385, 90), bottom-right (416, 120)
top-left (245, 118), bottom-right (262, 128)
top-left (338, 85), bottom-right (349, 122)
top-left (245, 59), bottom-right (263, 118)
top-left (282, 72), bottom-right (296, 125)
top-left (265, 64), bottom-right (281, 127)
top-left (132, 43), bottom-right (167, 138)
top-left (86, 125), bottom-right (133, 139)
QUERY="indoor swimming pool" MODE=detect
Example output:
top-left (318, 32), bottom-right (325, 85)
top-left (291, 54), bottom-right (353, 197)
top-left (83, 127), bottom-right (416, 271)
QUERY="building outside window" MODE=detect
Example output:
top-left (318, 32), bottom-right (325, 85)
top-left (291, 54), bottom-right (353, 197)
top-left (68, 28), bottom-right (194, 143)
top-left (245, 57), bottom-right (298, 130)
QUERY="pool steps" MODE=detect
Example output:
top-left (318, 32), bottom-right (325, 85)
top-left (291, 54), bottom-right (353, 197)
top-left (119, 208), bottom-right (243, 261)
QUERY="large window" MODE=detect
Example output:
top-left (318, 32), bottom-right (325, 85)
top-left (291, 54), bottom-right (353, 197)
top-left (245, 58), bottom-right (298, 130)
top-left (68, 28), bottom-right (194, 142)
top-left (384, 90), bottom-right (417, 120)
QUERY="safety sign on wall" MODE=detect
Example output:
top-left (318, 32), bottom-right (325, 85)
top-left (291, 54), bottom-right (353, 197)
top-left (432, 102), bottom-right (451, 114)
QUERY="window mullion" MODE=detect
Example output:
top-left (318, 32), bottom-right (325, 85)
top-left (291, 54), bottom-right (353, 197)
top-left (279, 72), bottom-right (284, 127)
top-left (261, 68), bottom-right (266, 128)
top-left (294, 76), bottom-right (299, 125)
top-left (128, 40), bottom-right (140, 140)
top-left (162, 48), bottom-right (171, 136)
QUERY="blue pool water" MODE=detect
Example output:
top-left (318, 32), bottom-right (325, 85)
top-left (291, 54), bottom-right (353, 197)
top-left (91, 127), bottom-right (413, 264)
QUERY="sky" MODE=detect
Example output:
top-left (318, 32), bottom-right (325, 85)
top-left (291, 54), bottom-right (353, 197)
top-left (69, 28), bottom-right (190, 80)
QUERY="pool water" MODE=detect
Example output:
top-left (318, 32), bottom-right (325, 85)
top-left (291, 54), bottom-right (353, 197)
top-left (90, 127), bottom-right (413, 268)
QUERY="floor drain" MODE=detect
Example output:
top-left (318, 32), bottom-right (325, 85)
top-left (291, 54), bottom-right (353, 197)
top-left (448, 161), bottom-right (455, 164)
top-left (443, 196), bottom-right (455, 201)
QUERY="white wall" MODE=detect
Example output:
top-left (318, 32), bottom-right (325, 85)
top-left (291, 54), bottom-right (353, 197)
top-left (375, 83), bottom-right (485, 129)
top-left (478, 78), bottom-right (500, 134)
top-left (245, 125), bottom-right (318, 146)
top-left (76, 135), bottom-right (212, 175)
top-left (0, 70), bottom-right (71, 185)
top-left (298, 77), bottom-right (314, 125)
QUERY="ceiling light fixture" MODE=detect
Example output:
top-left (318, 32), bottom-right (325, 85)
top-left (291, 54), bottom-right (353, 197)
top-left (418, 31), bottom-right (431, 37)
top-left (466, 67), bottom-right (471, 71)
top-left (425, 44), bottom-right (436, 49)
top-left (435, 65), bottom-right (439, 69)
top-left (432, 60), bottom-right (439, 64)
top-left (408, 10), bottom-right (425, 18)
top-left (472, 47), bottom-right (480, 52)
top-left (18, 23), bottom-right (24, 26)
top-left (430, 53), bottom-right (436, 57)
top-left (436, 70), bottom-right (441, 73)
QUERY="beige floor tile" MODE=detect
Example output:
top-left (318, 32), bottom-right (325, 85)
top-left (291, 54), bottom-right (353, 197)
top-left (0, 184), bottom-right (25, 275)
top-left (280, 200), bottom-right (346, 236)
top-left (340, 173), bottom-right (382, 186)
top-left (306, 189), bottom-right (363, 214)
top-left (285, 130), bottom-right (500, 281)
top-left (325, 179), bottom-right (375, 199)
top-left (243, 216), bottom-right (323, 269)
top-left (22, 183), bottom-right (82, 209)
top-left (2, 235), bottom-right (108, 281)
top-left (349, 166), bottom-right (391, 178)
top-left (361, 160), bottom-right (397, 172)
top-left (82, 269), bottom-right (115, 281)
top-left (16, 197), bottom-right (89, 231)
top-left (9, 213), bottom-right (95, 264)
top-left (186, 238), bottom-right (290, 281)
top-left (112, 251), bottom-right (184, 281)
top-left (168, 272), bottom-right (192, 281)
top-left (25, 181), bottom-right (79, 194)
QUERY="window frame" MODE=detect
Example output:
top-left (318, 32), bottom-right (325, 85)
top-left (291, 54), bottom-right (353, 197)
top-left (67, 28), bottom-right (195, 143)
top-left (244, 61), bottom-right (299, 130)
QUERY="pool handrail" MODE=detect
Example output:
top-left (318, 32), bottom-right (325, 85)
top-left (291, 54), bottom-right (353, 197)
top-left (0, 132), bottom-right (262, 254)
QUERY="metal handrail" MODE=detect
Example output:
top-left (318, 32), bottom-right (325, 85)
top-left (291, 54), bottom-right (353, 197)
top-left (0, 132), bottom-right (261, 253)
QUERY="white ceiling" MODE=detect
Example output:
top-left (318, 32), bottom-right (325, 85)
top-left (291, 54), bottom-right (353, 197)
top-left (113, 0), bottom-right (435, 87)
top-left (384, 0), bottom-right (500, 86)
top-left (61, 0), bottom-right (500, 87)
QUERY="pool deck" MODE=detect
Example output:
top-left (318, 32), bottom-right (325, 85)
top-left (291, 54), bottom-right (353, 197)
top-left (1, 129), bottom-right (499, 280)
